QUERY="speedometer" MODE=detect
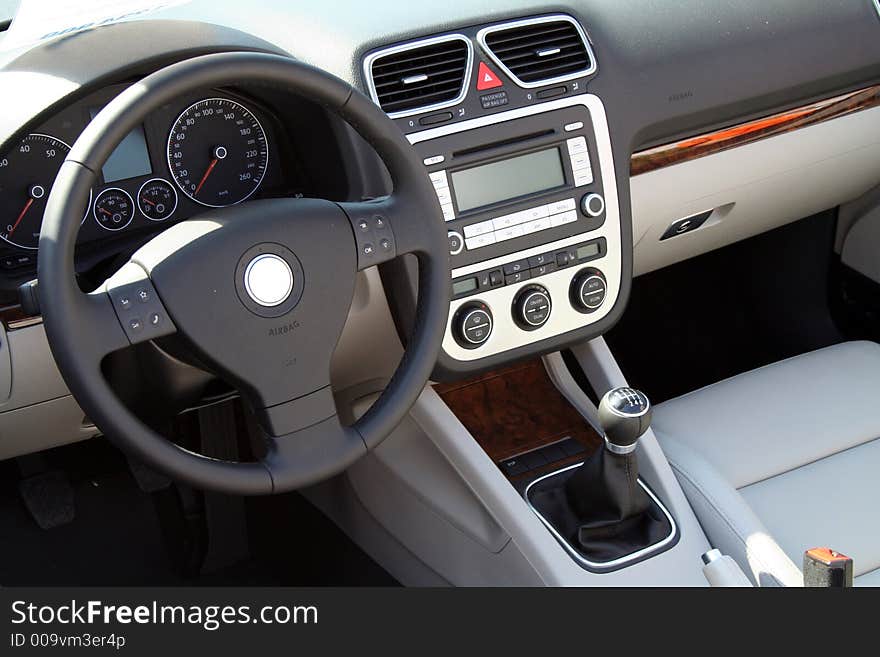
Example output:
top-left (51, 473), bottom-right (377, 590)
top-left (167, 98), bottom-right (268, 207)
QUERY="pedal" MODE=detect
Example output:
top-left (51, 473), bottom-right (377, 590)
top-left (126, 456), bottom-right (171, 493)
top-left (18, 470), bottom-right (75, 529)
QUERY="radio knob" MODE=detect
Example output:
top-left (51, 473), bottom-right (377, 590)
top-left (580, 193), bottom-right (605, 218)
top-left (513, 285), bottom-right (552, 330)
top-left (570, 268), bottom-right (607, 313)
top-left (453, 302), bottom-right (493, 349)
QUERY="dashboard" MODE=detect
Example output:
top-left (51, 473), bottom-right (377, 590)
top-left (0, 1), bottom-right (878, 382)
top-left (0, 80), bottom-right (349, 293)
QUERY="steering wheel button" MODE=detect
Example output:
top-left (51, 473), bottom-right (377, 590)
top-left (149, 313), bottom-right (162, 326)
top-left (357, 219), bottom-right (369, 231)
top-left (118, 296), bottom-right (131, 310)
top-left (129, 318), bottom-right (143, 331)
top-left (136, 288), bottom-right (150, 303)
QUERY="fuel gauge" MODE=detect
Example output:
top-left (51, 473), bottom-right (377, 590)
top-left (94, 188), bottom-right (134, 231)
top-left (137, 178), bottom-right (178, 222)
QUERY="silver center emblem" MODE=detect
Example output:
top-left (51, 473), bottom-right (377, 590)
top-left (243, 254), bottom-right (293, 307)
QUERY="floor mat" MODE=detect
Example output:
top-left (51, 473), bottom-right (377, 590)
top-left (0, 438), bottom-right (397, 586)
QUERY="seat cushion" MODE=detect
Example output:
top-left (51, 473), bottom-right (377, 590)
top-left (653, 341), bottom-right (880, 585)
top-left (653, 341), bottom-right (880, 488)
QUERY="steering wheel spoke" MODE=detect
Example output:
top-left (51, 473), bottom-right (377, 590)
top-left (261, 415), bottom-right (366, 492)
top-left (102, 261), bottom-right (177, 347)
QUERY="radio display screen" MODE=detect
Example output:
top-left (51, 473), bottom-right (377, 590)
top-left (450, 147), bottom-right (565, 213)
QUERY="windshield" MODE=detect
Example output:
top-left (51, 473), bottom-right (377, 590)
top-left (0, 1), bottom-right (19, 24)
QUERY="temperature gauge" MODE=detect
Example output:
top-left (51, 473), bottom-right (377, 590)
top-left (137, 178), bottom-right (178, 222)
top-left (93, 188), bottom-right (134, 231)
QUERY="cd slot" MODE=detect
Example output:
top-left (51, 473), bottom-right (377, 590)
top-left (452, 129), bottom-right (556, 159)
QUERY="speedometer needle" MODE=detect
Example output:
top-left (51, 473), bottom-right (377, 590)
top-left (9, 198), bottom-right (34, 236)
top-left (193, 158), bottom-right (218, 197)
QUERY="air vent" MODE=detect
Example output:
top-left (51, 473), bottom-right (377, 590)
top-left (365, 35), bottom-right (473, 117)
top-left (478, 15), bottom-right (595, 88)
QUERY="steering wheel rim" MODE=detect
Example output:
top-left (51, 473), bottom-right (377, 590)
top-left (38, 52), bottom-right (450, 495)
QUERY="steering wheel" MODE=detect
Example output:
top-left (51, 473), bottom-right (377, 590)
top-left (38, 52), bottom-right (450, 495)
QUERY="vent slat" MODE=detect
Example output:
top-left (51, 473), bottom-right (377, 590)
top-left (483, 19), bottom-right (591, 85)
top-left (373, 59), bottom-right (467, 83)
top-left (370, 38), bottom-right (469, 114)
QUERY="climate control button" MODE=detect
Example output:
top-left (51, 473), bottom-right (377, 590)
top-left (571, 268), bottom-right (607, 313)
top-left (453, 302), bottom-right (493, 348)
top-left (513, 285), bottom-right (552, 330)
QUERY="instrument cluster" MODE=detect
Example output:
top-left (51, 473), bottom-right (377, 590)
top-left (0, 83), bottom-right (287, 270)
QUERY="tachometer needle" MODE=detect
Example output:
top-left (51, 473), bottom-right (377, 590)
top-left (194, 158), bottom-right (218, 197)
top-left (9, 197), bottom-right (34, 236)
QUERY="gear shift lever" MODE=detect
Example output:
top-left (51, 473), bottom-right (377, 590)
top-left (556, 386), bottom-right (668, 562)
top-left (598, 387), bottom-right (652, 454)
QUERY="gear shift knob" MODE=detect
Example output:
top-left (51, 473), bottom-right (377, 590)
top-left (598, 387), bottom-right (652, 454)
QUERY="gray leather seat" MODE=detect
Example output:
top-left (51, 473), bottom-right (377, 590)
top-left (652, 341), bottom-right (880, 586)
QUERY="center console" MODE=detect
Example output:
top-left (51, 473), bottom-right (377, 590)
top-left (351, 15), bottom-right (705, 584)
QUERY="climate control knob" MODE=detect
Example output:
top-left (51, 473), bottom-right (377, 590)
top-left (570, 268), bottom-right (607, 313)
top-left (453, 302), bottom-right (493, 349)
top-left (513, 285), bottom-right (552, 330)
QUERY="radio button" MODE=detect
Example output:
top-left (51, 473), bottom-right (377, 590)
top-left (423, 155), bottom-right (445, 166)
top-left (522, 217), bottom-right (552, 235)
top-left (573, 169), bottom-right (594, 187)
top-left (492, 212), bottom-right (521, 230)
top-left (550, 209), bottom-right (579, 227)
top-left (567, 136), bottom-right (588, 154)
top-left (564, 121), bottom-right (584, 132)
top-left (435, 186), bottom-right (452, 204)
top-left (570, 152), bottom-right (591, 169)
top-left (549, 198), bottom-right (576, 214)
top-left (429, 170), bottom-right (449, 189)
top-left (440, 203), bottom-right (455, 222)
top-left (465, 233), bottom-right (496, 250)
top-left (521, 205), bottom-right (550, 221)
top-left (463, 220), bottom-right (494, 238)
top-left (496, 225), bottom-right (524, 242)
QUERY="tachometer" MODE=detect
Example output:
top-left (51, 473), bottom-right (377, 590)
top-left (167, 98), bottom-right (268, 207)
top-left (0, 133), bottom-right (91, 250)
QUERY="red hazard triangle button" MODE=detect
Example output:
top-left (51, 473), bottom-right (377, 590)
top-left (476, 62), bottom-right (503, 90)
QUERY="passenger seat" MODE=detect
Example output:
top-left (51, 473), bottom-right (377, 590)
top-left (651, 341), bottom-right (880, 586)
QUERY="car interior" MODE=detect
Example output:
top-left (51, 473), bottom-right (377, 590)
top-left (0, 0), bottom-right (879, 587)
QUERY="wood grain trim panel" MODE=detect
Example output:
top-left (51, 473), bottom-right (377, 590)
top-left (0, 304), bottom-right (41, 330)
top-left (434, 359), bottom-right (601, 465)
top-left (630, 84), bottom-right (880, 176)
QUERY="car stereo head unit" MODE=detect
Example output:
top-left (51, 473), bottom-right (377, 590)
top-left (401, 94), bottom-right (623, 378)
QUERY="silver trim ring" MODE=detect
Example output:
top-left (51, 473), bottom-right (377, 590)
top-left (525, 462), bottom-right (677, 570)
top-left (519, 290), bottom-right (552, 326)
top-left (243, 254), bottom-right (294, 307)
top-left (363, 33), bottom-right (474, 120)
top-left (460, 308), bottom-right (493, 345)
top-left (605, 437), bottom-right (638, 455)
